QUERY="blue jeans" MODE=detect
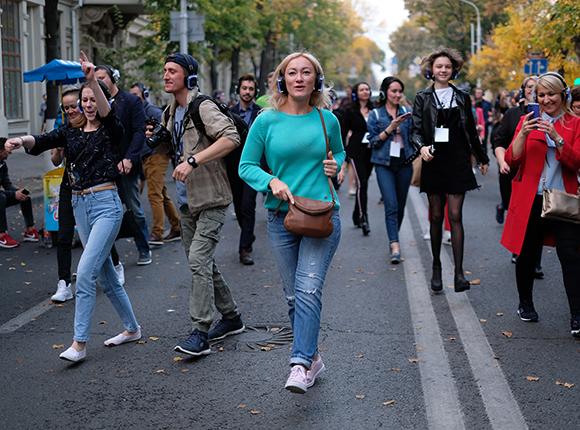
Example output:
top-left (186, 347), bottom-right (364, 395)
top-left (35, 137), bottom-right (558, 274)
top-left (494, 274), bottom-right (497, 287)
top-left (375, 163), bottom-right (412, 244)
top-left (267, 209), bottom-right (341, 368)
top-left (117, 173), bottom-right (150, 254)
top-left (72, 189), bottom-right (139, 342)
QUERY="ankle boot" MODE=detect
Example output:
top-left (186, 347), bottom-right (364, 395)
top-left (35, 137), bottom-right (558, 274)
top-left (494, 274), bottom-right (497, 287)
top-left (361, 214), bottom-right (370, 236)
top-left (454, 273), bottom-right (471, 292)
top-left (431, 265), bottom-right (442, 292)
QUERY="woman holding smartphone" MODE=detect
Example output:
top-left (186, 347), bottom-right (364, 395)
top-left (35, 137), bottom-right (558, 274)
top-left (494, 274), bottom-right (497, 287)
top-left (412, 48), bottom-right (489, 292)
top-left (367, 76), bottom-right (414, 263)
top-left (501, 72), bottom-right (580, 334)
top-left (6, 52), bottom-right (141, 362)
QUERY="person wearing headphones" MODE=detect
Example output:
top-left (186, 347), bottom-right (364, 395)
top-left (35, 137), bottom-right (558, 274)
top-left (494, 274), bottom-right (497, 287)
top-left (341, 81), bottom-right (373, 236)
top-left (95, 65), bottom-right (152, 266)
top-left (491, 76), bottom-right (544, 276)
top-left (239, 52), bottom-right (345, 394)
top-left (6, 52), bottom-right (141, 362)
top-left (367, 77), bottom-right (414, 264)
top-left (151, 53), bottom-right (245, 356)
top-left (412, 47), bottom-right (489, 293)
top-left (130, 82), bottom-right (181, 246)
top-left (229, 74), bottom-right (261, 265)
top-left (501, 72), bottom-right (580, 333)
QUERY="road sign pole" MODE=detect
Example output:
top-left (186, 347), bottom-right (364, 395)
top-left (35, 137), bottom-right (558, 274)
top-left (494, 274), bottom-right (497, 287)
top-left (180, 0), bottom-right (188, 54)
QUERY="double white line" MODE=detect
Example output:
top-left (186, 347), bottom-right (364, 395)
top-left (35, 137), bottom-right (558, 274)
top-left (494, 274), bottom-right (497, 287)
top-left (401, 187), bottom-right (527, 430)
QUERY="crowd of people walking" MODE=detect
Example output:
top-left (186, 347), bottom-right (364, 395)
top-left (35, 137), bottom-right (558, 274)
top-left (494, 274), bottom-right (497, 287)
top-left (2, 45), bottom-right (579, 394)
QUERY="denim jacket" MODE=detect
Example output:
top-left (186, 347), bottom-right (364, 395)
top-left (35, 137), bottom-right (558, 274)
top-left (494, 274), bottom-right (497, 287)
top-left (367, 105), bottom-right (414, 166)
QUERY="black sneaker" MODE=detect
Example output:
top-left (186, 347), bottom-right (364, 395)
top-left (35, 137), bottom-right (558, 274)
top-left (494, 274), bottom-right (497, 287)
top-left (495, 204), bottom-right (504, 224)
top-left (517, 304), bottom-right (539, 322)
top-left (208, 315), bottom-right (245, 341)
top-left (534, 265), bottom-right (544, 280)
top-left (137, 250), bottom-right (152, 266)
top-left (571, 317), bottom-right (580, 338)
top-left (174, 329), bottom-right (211, 356)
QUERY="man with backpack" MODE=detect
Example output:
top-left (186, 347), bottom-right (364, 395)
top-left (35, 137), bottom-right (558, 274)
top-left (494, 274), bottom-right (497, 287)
top-left (152, 53), bottom-right (245, 356)
top-left (229, 74), bottom-right (261, 265)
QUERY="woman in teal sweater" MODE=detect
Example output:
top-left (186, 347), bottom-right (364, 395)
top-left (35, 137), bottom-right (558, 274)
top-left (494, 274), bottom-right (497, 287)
top-left (239, 52), bottom-right (345, 394)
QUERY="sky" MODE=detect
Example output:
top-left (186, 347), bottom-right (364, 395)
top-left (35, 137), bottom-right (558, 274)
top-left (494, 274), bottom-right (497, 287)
top-left (355, 0), bottom-right (409, 77)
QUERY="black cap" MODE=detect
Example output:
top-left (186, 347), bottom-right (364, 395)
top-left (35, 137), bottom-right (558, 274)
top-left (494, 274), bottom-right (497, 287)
top-left (165, 53), bottom-right (198, 76)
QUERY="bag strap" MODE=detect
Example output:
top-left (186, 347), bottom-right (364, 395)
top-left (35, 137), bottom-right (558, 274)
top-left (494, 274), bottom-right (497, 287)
top-left (315, 108), bottom-right (336, 204)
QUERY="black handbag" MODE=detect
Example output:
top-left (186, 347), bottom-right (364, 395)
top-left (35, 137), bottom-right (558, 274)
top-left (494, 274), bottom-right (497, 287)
top-left (117, 209), bottom-right (139, 239)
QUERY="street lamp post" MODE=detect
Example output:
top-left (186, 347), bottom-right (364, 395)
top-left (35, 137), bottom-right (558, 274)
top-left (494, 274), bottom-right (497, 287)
top-left (459, 0), bottom-right (481, 53)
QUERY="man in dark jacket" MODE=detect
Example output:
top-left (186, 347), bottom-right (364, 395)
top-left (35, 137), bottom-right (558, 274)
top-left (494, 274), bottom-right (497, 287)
top-left (95, 65), bottom-right (152, 265)
top-left (229, 74), bottom-right (261, 265)
top-left (0, 138), bottom-right (39, 248)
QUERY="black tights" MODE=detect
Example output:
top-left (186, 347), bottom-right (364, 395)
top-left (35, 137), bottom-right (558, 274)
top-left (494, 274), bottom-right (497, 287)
top-left (428, 193), bottom-right (466, 275)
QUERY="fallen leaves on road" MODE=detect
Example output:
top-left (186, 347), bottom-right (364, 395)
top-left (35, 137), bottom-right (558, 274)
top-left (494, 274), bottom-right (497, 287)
top-left (54, 304), bottom-right (64, 308)
top-left (355, 394), bottom-right (365, 400)
top-left (180, 369), bottom-right (189, 373)
top-left (448, 337), bottom-right (457, 342)
top-left (526, 376), bottom-right (540, 382)
top-left (52, 344), bottom-right (64, 349)
top-left (470, 279), bottom-right (481, 285)
top-left (137, 340), bottom-right (146, 345)
top-left (556, 380), bottom-right (575, 389)
top-left (502, 331), bottom-right (513, 338)
top-left (390, 368), bottom-right (401, 372)
top-left (465, 271), bottom-right (472, 275)
top-left (263, 285), bottom-right (273, 288)
top-left (496, 312), bottom-right (504, 317)
top-left (408, 358), bottom-right (419, 364)
top-left (154, 369), bottom-right (166, 374)
top-left (480, 319), bottom-right (487, 323)
top-left (238, 403), bottom-right (247, 409)
top-left (218, 346), bottom-right (224, 352)
top-left (249, 409), bottom-right (261, 415)
top-left (355, 353), bottom-right (364, 359)
top-left (383, 400), bottom-right (396, 406)
top-left (149, 336), bottom-right (160, 341)
top-left (173, 356), bottom-right (183, 362)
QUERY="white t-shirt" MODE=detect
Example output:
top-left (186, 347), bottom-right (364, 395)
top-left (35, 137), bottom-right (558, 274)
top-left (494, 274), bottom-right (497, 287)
top-left (434, 87), bottom-right (457, 109)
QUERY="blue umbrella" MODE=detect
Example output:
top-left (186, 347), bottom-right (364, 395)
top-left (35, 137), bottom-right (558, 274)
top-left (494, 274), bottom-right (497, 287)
top-left (23, 59), bottom-right (85, 84)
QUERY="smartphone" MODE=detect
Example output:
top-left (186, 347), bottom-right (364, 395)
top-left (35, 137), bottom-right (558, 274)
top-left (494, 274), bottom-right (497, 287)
top-left (526, 103), bottom-right (540, 119)
top-left (21, 188), bottom-right (30, 195)
top-left (400, 112), bottom-right (412, 119)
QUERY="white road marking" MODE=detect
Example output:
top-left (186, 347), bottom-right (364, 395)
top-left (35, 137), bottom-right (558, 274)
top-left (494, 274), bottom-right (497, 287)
top-left (0, 299), bottom-right (56, 334)
top-left (400, 218), bottom-right (466, 429)
top-left (408, 187), bottom-right (528, 430)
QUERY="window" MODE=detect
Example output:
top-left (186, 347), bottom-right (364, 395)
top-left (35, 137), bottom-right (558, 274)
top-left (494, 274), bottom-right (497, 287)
top-left (1, 0), bottom-right (23, 119)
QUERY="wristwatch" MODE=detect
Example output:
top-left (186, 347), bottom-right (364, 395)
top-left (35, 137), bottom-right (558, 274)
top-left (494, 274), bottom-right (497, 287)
top-left (187, 155), bottom-right (198, 168)
top-left (555, 137), bottom-right (564, 147)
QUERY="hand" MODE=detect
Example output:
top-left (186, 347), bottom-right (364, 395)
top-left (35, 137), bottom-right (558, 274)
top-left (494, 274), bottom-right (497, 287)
top-left (337, 163), bottom-right (347, 185)
top-left (117, 159), bottom-right (133, 175)
top-left (79, 50), bottom-right (95, 82)
top-left (172, 161), bottom-right (193, 182)
top-left (498, 160), bottom-right (511, 175)
top-left (391, 112), bottom-right (412, 130)
top-left (323, 151), bottom-right (338, 177)
top-left (5, 137), bottom-right (23, 152)
top-left (479, 164), bottom-right (489, 176)
top-left (15, 190), bottom-right (28, 201)
top-left (519, 112), bottom-right (539, 137)
top-left (536, 119), bottom-right (559, 141)
top-left (420, 145), bottom-right (434, 162)
top-left (269, 178), bottom-right (294, 204)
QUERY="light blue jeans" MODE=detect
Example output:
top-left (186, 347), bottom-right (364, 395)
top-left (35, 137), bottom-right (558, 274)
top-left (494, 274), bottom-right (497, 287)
top-left (267, 209), bottom-right (341, 368)
top-left (72, 189), bottom-right (139, 342)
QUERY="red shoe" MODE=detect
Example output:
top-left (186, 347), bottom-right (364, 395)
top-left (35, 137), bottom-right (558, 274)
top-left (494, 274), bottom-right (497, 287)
top-left (0, 232), bottom-right (20, 248)
top-left (22, 228), bottom-right (39, 242)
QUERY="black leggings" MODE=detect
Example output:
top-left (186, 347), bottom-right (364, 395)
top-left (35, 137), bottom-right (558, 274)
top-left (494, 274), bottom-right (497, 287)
top-left (350, 155), bottom-right (373, 224)
top-left (515, 195), bottom-right (580, 315)
top-left (427, 193), bottom-right (466, 275)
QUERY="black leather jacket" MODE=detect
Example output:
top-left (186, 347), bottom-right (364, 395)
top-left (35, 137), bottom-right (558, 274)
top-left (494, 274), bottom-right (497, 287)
top-left (411, 83), bottom-right (489, 165)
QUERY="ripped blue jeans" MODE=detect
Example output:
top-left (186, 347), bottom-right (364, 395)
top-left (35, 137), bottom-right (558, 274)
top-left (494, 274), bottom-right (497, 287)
top-left (267, 209), bottom-right (341, 368)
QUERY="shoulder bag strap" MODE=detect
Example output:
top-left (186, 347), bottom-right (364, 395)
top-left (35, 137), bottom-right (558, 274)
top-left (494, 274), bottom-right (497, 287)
top-left (316, 108), bottom-right (336, 204)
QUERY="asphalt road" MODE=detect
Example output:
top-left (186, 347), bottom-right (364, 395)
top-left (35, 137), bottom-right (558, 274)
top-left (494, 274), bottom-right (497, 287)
top-left (1, 160), bottom-right (579, 429)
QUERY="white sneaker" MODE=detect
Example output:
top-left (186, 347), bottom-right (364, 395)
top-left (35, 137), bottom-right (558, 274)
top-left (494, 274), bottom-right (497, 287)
top-left (104, 326), bottom-right (142, 347)
top-left (423, 231), bottom-right (431, 240)
top-left (443, 230), bottom-right (452, 246)
top-left (51, 280), bottom-right (73, 303)
top-left (59, 346), bottom-right (86, 362)
top-left (114, 263), bottom-right (125, 286)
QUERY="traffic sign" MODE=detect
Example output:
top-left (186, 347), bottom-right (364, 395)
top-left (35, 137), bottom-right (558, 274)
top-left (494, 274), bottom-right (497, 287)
top-left (169, 12), bottom-right (205, 43)
top-left (524, 58), bottom-right (548, 75)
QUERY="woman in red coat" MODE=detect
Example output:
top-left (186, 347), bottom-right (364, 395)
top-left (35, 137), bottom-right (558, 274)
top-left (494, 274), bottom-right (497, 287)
top-left (501, 72), bottom-right (580, 337)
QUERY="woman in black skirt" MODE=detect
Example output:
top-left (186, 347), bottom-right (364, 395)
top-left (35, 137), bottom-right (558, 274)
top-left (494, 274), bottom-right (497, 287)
top-left (412, 48), bottom-right (489, 292)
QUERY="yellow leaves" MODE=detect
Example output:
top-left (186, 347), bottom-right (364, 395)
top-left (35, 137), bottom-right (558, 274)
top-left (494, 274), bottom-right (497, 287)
top-left (470, 279), bottom-right (481, 286)
top-left (237, 403), bottom-right (247, 409)
top-left (249, 409), bottom-right (261, 415)
top-left (173, 356), bottom-right (183, 362)
top-left (148, 336), bottom-right (160, 341)
top-left (52, 344), bottom-right (64, 350)
top-left (526, 376), bottom-right (540, 382)
top-left (502, 331), bottom-right (513, 338)
top-left (556, 380), bottom-right (575, 389)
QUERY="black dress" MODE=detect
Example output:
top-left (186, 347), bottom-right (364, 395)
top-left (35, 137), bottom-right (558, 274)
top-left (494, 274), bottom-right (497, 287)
top-left (420, 106), bottom-right (479, 194)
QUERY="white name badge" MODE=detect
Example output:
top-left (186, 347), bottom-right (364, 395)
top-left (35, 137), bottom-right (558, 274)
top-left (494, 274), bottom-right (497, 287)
top-left (434, 127), bottom-right (449, 143)
top-left (390, 138), bottom-right (402, 157)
